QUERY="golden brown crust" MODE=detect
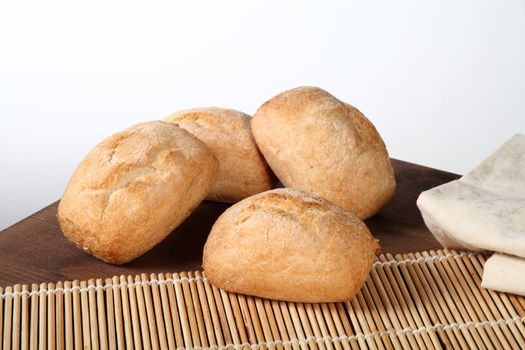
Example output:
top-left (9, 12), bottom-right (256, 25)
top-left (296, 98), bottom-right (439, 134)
top-left (57, 121), bottom-right (218, 264)
top-left (251, 86), bottom-right (396, 219)
top-left (165, 107), bottom-right (275, 203)
top-left (203, 188), bottom-right (380, 303)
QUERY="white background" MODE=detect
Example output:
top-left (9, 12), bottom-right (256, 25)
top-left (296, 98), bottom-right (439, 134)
top-left (1, 0), bottom-right (524, 230)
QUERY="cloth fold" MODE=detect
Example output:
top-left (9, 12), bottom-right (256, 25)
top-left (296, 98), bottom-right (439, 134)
top-left (482, 253), bottom-right (525, 296)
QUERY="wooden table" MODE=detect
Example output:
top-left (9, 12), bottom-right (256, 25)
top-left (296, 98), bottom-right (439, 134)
top-left (0, 159), bottom-right (459, 287)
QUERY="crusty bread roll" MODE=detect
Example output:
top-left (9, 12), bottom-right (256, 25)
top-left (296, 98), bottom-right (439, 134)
top-left (165, 107), bottom-right (275, 203)
top-left (58, 121), bottom-right (218, 264)
top-left (203, 188), bottom-right (380, 302)
top-left (251, 86), bottom-right (396, 219)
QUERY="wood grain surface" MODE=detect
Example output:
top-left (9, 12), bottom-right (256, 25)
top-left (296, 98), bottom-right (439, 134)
top-left (0, 159), bottom-right (460, 287)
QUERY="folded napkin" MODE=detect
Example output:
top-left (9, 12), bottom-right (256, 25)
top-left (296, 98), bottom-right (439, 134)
top-left (417, 134), bottom-right (525, 295)
top-left (417, 134), bottom-right (525, 256)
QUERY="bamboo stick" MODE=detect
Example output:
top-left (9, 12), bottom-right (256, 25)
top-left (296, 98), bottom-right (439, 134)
top-left (80, 280), bottom-right (91, 350)
top-left (118, 276), bottom-right (133, 350)
top-left (3, 286), bottom-right (13, 350)
top-left (211, 283), bottom-right (234, 345)
top-left (133, 275), bottom-right (152, 350)
top-left (63, 281), bottom-right (73, 350)
top-left (178, 272), bottom-right (202, 348)
top-left (227, 293), bottom-right (250, 348)
top-left (87, 279), bottom-right (99, 350)
top-left (218, 286), bottom-right (242, 348)
top-left (105, 278), bottom-right (117, 350)
top-left (0, 286), bottom-right (3, 350)
top-left (111, 276), bottom-right (125, 350)
top-left (125, 276), bottom-right (141, 350)
top-left (157, 273), bottom-right (176, 349)
top-left (47, 283), bottom-right (55, 350)
top-left (173, 272), bottom-right (193, 348)
top-left (149, 273), bottom-right (168, 349)
top-left (96, 279), bottom-right (108, 350)
top-left (21, 284), bottom-right (30, 350)
top-left (139, 274), bottom-right (159, 350)
top-left (12, 284), bottom-right (22, 350)
top-left (38, 283), bottom-right (46, 350)
top-left (164, 273), bottom-right (184, 348)
top-left (29, 284), bottom-right (39, 350)
top-left (185, 272), bottom-right (208, 347)
top-left (194, 271), bottom-right (219, 348)
top-left (55, 281), bottom-right (64, 350)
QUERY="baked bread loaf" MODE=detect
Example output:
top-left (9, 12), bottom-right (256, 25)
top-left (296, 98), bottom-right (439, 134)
top-left (165, 108), bottom-right (275, 203)
top-left (203, 188), bottom-right (380, 302)
top-left (251, 86), bottom-right (396, 219)
top-left (58, 121), bottom-right (218, 264)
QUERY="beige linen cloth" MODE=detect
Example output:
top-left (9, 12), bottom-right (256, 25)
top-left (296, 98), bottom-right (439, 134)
top-left (417, 134), bottom-right (525, 296)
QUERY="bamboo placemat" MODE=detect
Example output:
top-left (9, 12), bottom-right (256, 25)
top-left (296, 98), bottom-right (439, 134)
top-left (1, 249), bottom-right (525, 350)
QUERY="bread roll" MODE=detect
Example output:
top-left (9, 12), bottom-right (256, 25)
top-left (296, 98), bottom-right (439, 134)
top-left (203, 188), bottom-right (380, 302)
top-left (165, 108), bottom-right (275, 203)
top-left (251, 86), bottom-right (396, 219)
top-left (58, 121), bottom-right (218, 264)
